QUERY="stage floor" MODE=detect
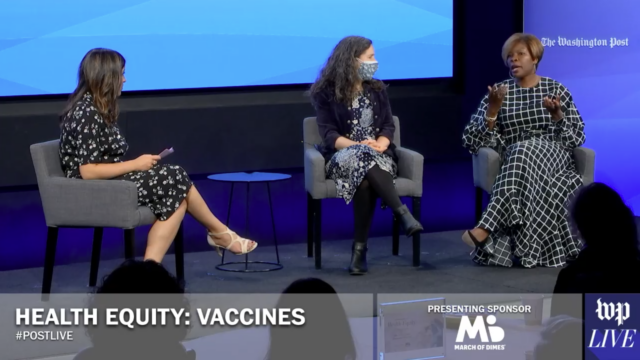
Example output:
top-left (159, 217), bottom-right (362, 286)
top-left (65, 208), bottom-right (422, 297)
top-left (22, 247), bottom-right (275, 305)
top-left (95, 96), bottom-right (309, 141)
top-left (0, 229), bottom-right (563, 294)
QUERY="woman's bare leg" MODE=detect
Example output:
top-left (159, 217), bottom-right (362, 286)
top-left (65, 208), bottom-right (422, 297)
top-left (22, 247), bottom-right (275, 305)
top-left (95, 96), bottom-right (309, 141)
top-left (144, 200), bottom-right (188, 262)
top-left (470, 228), bottom-right (490, 242)
top-left (184, 185), bottom-right (256, 252)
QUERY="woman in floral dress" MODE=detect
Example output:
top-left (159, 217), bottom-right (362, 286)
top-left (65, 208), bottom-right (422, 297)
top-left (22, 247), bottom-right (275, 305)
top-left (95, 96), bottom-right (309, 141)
top-left (310, 36), bottom-right (423, 275)
top-left (59, 48), bottom-right (257, 263)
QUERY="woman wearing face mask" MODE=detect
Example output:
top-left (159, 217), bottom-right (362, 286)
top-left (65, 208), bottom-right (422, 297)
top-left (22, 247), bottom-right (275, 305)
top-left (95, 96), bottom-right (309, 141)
top-left (461, 33), bottom-right (586, 268)
top-left (310, 36), bottom-right (423, 275)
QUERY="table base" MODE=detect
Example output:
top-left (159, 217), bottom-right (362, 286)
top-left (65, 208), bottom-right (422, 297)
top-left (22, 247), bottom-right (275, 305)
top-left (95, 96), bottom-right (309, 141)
top-left (215, 260), bottom-right (283, 273)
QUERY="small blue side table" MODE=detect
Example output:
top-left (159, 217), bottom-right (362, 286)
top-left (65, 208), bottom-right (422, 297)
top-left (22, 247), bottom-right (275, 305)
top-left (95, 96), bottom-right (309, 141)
top-left (207, 172), bottom-right (291, 272)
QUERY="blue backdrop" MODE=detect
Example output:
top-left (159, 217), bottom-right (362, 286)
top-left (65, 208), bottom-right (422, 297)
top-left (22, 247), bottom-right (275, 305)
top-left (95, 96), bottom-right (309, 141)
top-left (524, 0), bottom-right (640, 215)
top-left (0, 0), bottom-right (453, 96)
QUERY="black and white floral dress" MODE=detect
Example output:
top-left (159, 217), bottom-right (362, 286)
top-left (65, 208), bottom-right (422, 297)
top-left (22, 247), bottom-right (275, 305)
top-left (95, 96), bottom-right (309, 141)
top-left (326, 93), bottom-right (397, 204)
top-left (462, 77), bottom-right (586, 268)
top-left (59, 93), bottom-right (193, 221)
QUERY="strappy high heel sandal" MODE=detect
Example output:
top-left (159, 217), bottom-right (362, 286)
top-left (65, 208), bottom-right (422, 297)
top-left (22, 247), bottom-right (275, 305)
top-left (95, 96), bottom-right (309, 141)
top-left (462, 230), bottom-right (487, 249)
top-left (462, 230), bottom-right (493, 256)
top-left (207, 228), bottom-right (257, 256)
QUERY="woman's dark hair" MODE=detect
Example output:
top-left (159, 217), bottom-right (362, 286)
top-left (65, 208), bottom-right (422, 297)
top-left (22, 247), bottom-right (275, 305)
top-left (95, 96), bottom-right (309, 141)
top-left (85, 260), bottom-right (190, 349)
top-left (60, 48), bottom-right (126, 126)
top-left (266, 278), bottom-right (357, 360)
top-left (570, 182), bottom-right (638, 257)
top-left (310, 36), bottom-right (385, 105)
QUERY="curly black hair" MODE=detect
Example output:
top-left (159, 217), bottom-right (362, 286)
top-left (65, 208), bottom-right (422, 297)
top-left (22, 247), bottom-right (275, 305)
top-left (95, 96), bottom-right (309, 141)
top-left (309, 35), bottom-right (385, 105)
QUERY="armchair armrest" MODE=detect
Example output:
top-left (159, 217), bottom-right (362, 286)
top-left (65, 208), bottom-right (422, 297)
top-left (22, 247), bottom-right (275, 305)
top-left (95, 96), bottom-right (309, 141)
top-left (396, 146), bottom-right (424, 184)
top-left (472, 147), bottom-right (501, 193)
top-left (304, 148), bottom-right (328, 199)
top-left (573, 147), bottom-right (595, 186)
top-left (39, 177), bottom-right (140, 228)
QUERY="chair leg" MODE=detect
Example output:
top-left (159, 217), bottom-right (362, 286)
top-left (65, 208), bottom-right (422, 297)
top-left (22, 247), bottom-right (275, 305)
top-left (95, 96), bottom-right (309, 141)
top-left (89, 227), bottom-right (104, 287)
top-left (124, 229), bottom-right (135, 259)
top-left (42, 227), bottom-right (59, 300)
top-left (174, 223), bottom-right (185, 284)
top-left (313, 199), bottom-right (322, 269)
top-left (267, 183), bottom-right (281, 264)
top-left (307, 193), bottom-right (314, 258)
top-left (412, 197), bottom-right (422, 267)
top-left (392, 215), bottom-right (400, 255)
top-left (475, 187), bottom-right (484, 224)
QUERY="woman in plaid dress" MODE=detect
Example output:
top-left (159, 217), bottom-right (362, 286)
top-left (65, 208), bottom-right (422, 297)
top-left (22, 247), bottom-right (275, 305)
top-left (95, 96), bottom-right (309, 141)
top-left (461, 33), bottom-right (586, 268)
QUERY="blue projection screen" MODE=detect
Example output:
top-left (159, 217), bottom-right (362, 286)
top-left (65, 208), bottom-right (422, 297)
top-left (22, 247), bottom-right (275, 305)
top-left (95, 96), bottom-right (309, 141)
top-left (0, 0), bottom-right (453, 97)
top-left (524, 0), bottom-right (640, 215)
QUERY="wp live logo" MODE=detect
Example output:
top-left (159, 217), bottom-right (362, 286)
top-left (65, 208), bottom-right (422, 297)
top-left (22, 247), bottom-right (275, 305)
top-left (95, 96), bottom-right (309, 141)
top-left (454, 315), bottom-right (506, 351)
top-left (589, 298), bottom-right (636, 348)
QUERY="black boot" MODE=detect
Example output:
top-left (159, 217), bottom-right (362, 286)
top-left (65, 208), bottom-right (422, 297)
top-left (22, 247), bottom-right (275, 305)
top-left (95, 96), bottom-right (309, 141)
top-left (348, 242), bottom-right (368, 275)
top-left (394, 205), bottom-right (423, 237)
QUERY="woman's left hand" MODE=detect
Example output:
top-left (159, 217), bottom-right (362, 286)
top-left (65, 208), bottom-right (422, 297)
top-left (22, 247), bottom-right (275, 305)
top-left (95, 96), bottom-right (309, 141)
top-left (372, 142), bottom-right (388, 153)
top-left (543, 95), bottom-right (563, 121)
top-left (360, 139), bottom-right (386, 153)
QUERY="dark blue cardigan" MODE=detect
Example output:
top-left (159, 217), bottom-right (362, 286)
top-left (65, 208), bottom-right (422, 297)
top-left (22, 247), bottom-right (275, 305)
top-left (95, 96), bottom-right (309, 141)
top-left (311, 86), bottom-right (397, 162)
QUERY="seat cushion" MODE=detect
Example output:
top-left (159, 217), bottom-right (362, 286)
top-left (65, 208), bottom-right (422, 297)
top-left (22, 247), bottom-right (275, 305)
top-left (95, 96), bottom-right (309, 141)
top-left (136, 206), bottom-right (158, 227)
top-left (315, 179), bottom-right (338, 199)
top-left (394, 177), bottom-right (420, 197)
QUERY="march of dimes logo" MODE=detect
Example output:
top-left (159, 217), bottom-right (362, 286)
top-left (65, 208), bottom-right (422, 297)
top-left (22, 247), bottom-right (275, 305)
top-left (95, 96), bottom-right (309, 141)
top-left (588, 298), bottom-right (636, 349)
top-left (454, 315), bottom-right (506, 351)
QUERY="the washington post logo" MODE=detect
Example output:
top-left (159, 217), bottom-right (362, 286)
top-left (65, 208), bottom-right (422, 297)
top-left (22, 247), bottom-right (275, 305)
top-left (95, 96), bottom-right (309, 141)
top-left (597, 298), bottom-right (630, 326)
top-left (589, 298), bottom-right (636, 348)
top-left (454, 315), bottom-right (506, 351)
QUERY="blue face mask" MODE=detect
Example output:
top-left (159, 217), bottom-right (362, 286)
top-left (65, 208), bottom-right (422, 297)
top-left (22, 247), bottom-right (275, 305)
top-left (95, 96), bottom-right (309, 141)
top-left (357, 60), bottom-right (378, 80)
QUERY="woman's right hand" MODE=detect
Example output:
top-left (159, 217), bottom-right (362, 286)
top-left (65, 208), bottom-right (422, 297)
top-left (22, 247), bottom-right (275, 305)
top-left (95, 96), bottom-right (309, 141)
top-left (134, 154), bottom-right (161, 171)
top-left (486, 84), bottom-right (508, 117)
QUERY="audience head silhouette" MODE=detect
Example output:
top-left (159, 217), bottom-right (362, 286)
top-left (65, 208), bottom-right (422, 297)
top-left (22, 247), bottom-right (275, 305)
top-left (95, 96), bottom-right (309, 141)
top-left (533, 315), bottom-right (582, 360)
top-left (570, 182), bottom-right (638, 259)
top-left (266, 278), bottom-right (357, 360)
top-left (76, 259), bottom-right (193, 360)
top-left (93, 258), bottom-right (185, 294)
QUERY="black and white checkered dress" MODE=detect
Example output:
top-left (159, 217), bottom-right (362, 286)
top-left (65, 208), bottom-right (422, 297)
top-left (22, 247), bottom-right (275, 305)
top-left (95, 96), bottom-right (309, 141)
top-left (462, 77), bottom-right (586, 268)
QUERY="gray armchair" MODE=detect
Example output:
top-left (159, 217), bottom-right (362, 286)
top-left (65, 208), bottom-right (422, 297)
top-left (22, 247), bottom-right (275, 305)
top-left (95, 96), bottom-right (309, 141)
top-left (303, 116), bottom-right (424, 269)
top-left (473, 146), bottom-right (596, 221)
top-left (30, 140), bottom-right (185, 300)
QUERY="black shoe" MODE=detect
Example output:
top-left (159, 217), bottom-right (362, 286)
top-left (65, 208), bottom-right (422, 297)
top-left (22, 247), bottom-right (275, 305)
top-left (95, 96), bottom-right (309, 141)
top-left (462, 231), bottom-right (493, 255)
top-left (462, 231), bottom-right (484, 249)
top-left (394, 205), bottom-right (424, 237)
top-left (348, 242), bottom-right (368, 275)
